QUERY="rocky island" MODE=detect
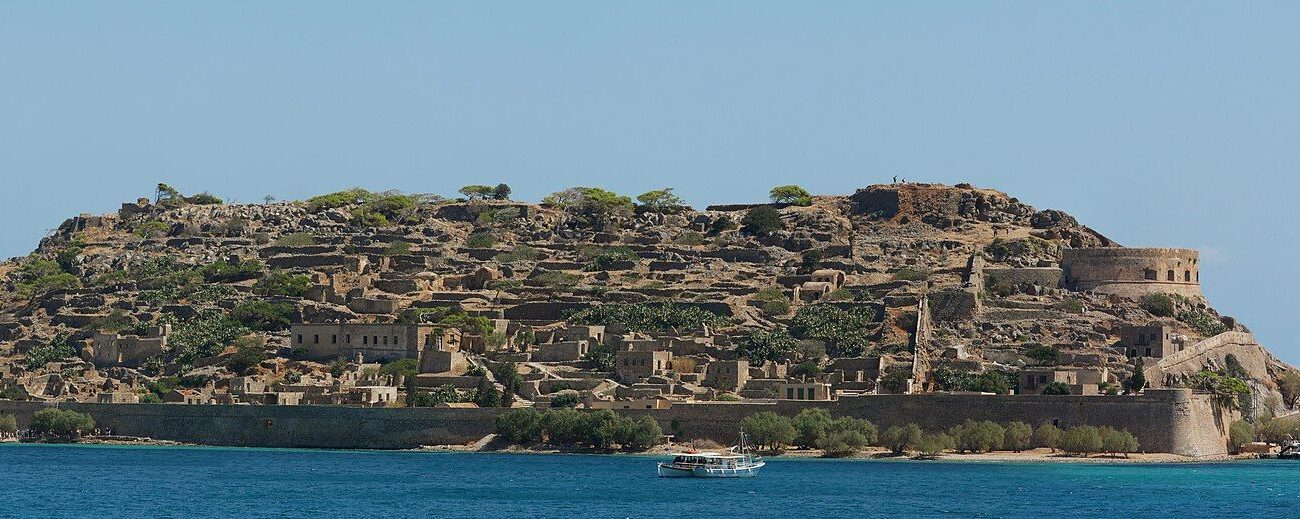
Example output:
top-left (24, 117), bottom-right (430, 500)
top-left (0, 182), bottom-right (1292, 457)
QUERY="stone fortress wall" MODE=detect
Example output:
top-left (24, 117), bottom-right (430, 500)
top-left (1060, 248), bottom-right (1203, 299)
top-left (0, 389), bottom-right (1231, 456)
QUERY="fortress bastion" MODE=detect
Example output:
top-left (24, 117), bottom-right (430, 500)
top-left (1061, 247), bottom-right (1202, 299)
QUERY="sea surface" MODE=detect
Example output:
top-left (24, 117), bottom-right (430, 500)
top-left (0, 443), bottom-right (1296, 518)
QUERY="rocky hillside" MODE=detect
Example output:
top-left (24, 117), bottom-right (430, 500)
top-left (0, 182), bottom-right (1292, 413)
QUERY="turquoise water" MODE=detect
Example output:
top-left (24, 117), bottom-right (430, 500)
top-left (1, 444), bottom-right (1296, 518)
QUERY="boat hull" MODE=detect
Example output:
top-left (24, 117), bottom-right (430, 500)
top-left (692, 461), bottom-right (764, 478)
top-left (657, 463), bottom-right (699, 478)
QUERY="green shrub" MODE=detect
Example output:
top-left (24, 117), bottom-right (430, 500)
top-left (735, 329), bottom-right (798, 364)
top-left (881, 423), bottom-right (923, 455)
top-left (672, 231), bottom-right (705, 246)
top-left (167, 311), bottom-right (251, 363)
top-left (380, 358), bottom-right (419, 378)
top-left (1059, 425), bottom-right (1103, 456)
top-left (186, 192), bottom-right (223, 205)
top-left (916, 432), bottom-right (952, 458)
top-left (1041, 382), bottom-right (1073, 395)
top-left (0, 414), bottom-right (16, 434)
top-left (1141, 293), bottom-right (1175, 317)
top-left (232, 301), bottom-right (295, 332)
top-left (408, 384), bottom-right (464, 407)
top-left (304, 188), bottom-right (377, 213)
top-left (29, 408), bottom-right (95, 438)
top-left (14, 258), bottom-right (81, 299)
top-left (569, 303), bottom-right (729, 333)
top-left (227, 337), bottom-right (268, 375)
top-left (1099, 426), bottom-right (1139, 456)
top-left (199, 258), bottom-right (262, 283)
top-left (543, 187), bottom-right (634, 223)
top-left (789, 305), bottom-right (877, 358)
top-left (1024, 344), bottom-right (1061, 364)
top-left (741, 206), bottom-right (783, 235)
top-left (815, 417), bottom-right (877, 457)
top-left (134, 220), bottom-right (170, 239)
top-left (1228, 420), bottom-right (1254, 452)
top-left (496, 408), bottom-right (544, 443)
top-left (1053, 298), bottom-right (1085, 313)
top-left (1178, 309), bottom-right (1228, 337)
top-left (25, 337), bottom-right (77, 370)
top-left (791, 408), bottom-right (833, 449)
top-left (1002, 421), bottom-right (1033, 451)
top-left (255, 272), bottom-right (312, 297)
top-left (472, 377), bottom-right (500, 408)
top-left (273, 232), bottom-right (317, 247)
top-left (383, 241), bottom-right (412, 256)
top-left (740, 411), bottom-right (796, 452)
top-left (581, 245), bottom-right (638, 271)
top-left (824, 289), bottom-right (856, 302)
top-left (549, 392), bottom-right (580, 409)
top-left (465, 232), bottom-right (497, 249)
top-left (951, 420), bottom-right (1005, 453)
top-left (1034, 424), bottom-right (1062, 451)
top-left (751, 287), bottom-right (791, 317)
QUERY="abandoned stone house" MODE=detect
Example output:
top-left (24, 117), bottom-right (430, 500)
top-left (1118, 324), bottom-right (1186, 359)
top-left (780, 381), bottom-right (833, 401)
top-left (827, 357), bottom-right (885, 393)
top-left (532, 340), bottom-right (590, 363)
top-left (615, 350), bottom-right (672, 382)
top-left (290, 323), bottom-right (462, 362)
top-left (88, 325), bottom-right (170, 368)
top-left (703, 360), bottom-right (749, 392)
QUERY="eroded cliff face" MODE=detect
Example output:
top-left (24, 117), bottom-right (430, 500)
top-left (0, 182), bottom-right (1289, 413)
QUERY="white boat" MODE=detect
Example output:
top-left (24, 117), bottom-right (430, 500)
top-left (657, 432), bottom-right (765, 478)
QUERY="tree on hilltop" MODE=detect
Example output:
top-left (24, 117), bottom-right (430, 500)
top-left (769, 185), bottom-right (812, 206)
top-left (459, 185), bottom-right (495, 200)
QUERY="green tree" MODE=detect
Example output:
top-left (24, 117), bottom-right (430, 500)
top-left (1278, 372), bottom-right (1300, 408)
top-left (495, 408), bottom-right (544, 443)
top-left (916, 432), bottom-right (952, 459)
top-left (617, 415), bottom-right (663, 451)
top-left (580, 409), bottom-right (621, 449)
top-left (881, 423), bottom-right (923, 455)
top-left (951, 420), bottom-right (1005, 453)
top-left (1002, 422), bottom-right (1033, 451)
top-left (549, 392), bottom-right (580, 409)
top-left (254, 272), bottom-right (312, 297)
top-left (1126, 357), bottom-right (1147, 393)
top-left (736, 329), bottom-right (798, 365)
top-left (29, 408), bottom-right (95, 438)
top-left (459, 185), bottom-right (495, 200)
top-left (741, 206), bottom-right (783, 235)
top-left (769, 185), bottom-right (813, 206)
top-left (791, 408), bottom-right (833, 449)
top-left (227, 337), bottom-right (268, 375)
top-left (816, 418), bottom-right (878, 457)
top-left (636, 188), bottom-right (686, 213)
top-left (1059, 425), bottom-right (1103, 456)
top-left (582, 343), bottom-right (616, 371)
top-left (1099, 427), bottom-right (1140, 457)
top-left (1034, 424), bottom-right (1062, 452)
top-left (0, 414), bottom-right (17, 434)
top-left (492, 183), bottom-right (512, 200)
top-left (473, 377), bottom-right (500, 408)
top-left (741, 411), bottom-right (797, 453)
top-left (1041, 382), bottom-right (1073, 395)
top-left (540, 408), bottom-right (584, 445)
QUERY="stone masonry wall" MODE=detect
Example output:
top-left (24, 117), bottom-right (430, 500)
top-left (0, 390), bottom-right (1228, 455)
top-left (1061, 247), bottom-right (1202, 299)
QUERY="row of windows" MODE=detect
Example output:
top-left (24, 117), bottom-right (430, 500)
top-left (293, 332), bottom-right (450, 347)
top-left (296, 334), bottom-right (400, 346)
top-left (786, 387), bottom-right (816, 400)
top-left (1143, 269), bottom-right (1197, 282)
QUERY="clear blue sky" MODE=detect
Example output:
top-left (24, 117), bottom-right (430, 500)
top-left (2, 3), bottom-right (1296, 361)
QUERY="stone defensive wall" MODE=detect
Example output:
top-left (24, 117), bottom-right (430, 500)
top-left (0, 389), bottom-right (1230, 456)
top-left (1060, 247), bottom-right (1203, 299)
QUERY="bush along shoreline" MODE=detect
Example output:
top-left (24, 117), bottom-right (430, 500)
top-left (741, 410), bottom-right (1140, 459)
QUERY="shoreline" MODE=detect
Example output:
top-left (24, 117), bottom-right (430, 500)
top-left (6, 437), bottom-right (1264, 464)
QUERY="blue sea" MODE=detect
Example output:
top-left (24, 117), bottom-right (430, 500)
top-left (0, 444), bottom-right (1295, 518)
